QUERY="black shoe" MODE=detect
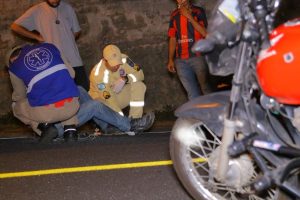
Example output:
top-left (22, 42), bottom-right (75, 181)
top-left (63, 125), bottom-right (78, 142)
top-left (38, 123), bottom-right (58, 143)
top-left (130, 112), bottom-right (155, 132)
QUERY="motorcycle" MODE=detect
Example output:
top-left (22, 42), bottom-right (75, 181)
top-left (170, 0), bottom-right (300, 199)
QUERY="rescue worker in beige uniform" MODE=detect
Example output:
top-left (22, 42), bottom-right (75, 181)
top-left (89, 44), bottom-right (150, 121)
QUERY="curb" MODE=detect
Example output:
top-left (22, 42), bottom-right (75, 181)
top-left (0, 120), bottom-right (175, 140)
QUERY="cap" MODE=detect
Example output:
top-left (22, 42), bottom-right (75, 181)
top-left (103, 45), bottom-right (123, 67)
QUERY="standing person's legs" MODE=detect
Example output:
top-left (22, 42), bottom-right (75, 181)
top-left (189, 56), bottom-right (212, 95)
top-left (74, 66), bottom-right (89, 91)
top-left (175, 58), bottom-right (202, 100)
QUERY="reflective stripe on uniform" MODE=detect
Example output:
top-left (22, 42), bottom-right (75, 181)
top-left (130, 101), bottom-right (144, 107)
top-left (103, 69), bottom-right (110, 84)
top-left (128, 74), bottom-right (137, 82)
top-left (94, 59), bottom-right (103, 76)
top-left (27, 64), bottom-right (67, 93)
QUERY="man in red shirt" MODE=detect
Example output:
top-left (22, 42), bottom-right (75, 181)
top-left (167, 0), bottom-right (211, 99)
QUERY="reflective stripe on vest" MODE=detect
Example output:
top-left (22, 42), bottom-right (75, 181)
top-left (27, 64), bottom-right (67, 93)
top-left (130, 101), bottom-right (145, 107)
top-left (103, 69), bottom-right (110, 84)
top-left (94, 59), bottom-right (103, 76)
top-left (94, 59), bottom-right (110, 84)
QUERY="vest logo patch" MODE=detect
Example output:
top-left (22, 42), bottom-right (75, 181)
top-left (119, 68), bottom-right (126, 76)
top-left (103, 91), bottom-right (111, 99)
top-left (97, 83), bottom-right (106, 90)
top-left (24, 47), bottom-right (53, 71)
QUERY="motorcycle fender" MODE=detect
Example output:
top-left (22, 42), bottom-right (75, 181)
top-left (175, 91), bottom-right (230, 137)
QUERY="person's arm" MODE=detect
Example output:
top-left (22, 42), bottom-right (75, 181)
top-left (68, 4), bottom-right (81, 40)
top-left (187, 17), bottom-right (207, 37)
top-left (61, 54), bottom-right (75, 78)
top-left (167, 37), bottom-right (177, 73)
top-left (180, 7), bottom-right (207, 37)
top-left (122, 55), bottom-right (145, 83)
top-left (11, 6), bottom-right (45, 42)
top-left (126, 67), bottom-right (144, 83)
top-left (89, 66), bottom-right (122, 113)
top-left (10, 23), bottom-right (45, 42)
top-left (74, 31), bottom-right (81, 41)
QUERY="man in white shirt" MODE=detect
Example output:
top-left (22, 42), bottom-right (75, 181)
top-left (11, 0), bottom-right (89, 90)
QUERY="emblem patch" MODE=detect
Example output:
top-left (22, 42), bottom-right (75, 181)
top-left (133, 65), bottom-right (140, 71)
top-left (119, 68), bottom-right (126, 76)
top-left (283, 52), bottom-right (294, 63)
top-left (103, 91), bottom-right (111, 99)
top-left (24, 47), bottom-right (53, 71)
top-left (97, 83), bottom-right (106, 90)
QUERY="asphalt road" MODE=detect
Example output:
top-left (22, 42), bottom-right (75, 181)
top-left (0, 132), bottom-right (193, 200)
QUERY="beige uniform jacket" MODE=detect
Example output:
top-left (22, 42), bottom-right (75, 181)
top-left (89, 54), bottom-right (144, 114)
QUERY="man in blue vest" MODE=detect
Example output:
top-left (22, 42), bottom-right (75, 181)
top-left (7, 43), bottom-right (155, 142)
top-left (6, 43), bottom-right (80, 143)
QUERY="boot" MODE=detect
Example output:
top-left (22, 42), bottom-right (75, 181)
top-left (38, 123), bottom-right (58, 143)
top-left (130, 112), bottom-right (155, 132)
top-left (63, 125), bottom-right (78, 142)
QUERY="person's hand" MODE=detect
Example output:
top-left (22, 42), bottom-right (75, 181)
top-left (179, 6), bottom-right (193, 21)
top-left (167, 60), bottom-right (176, 73)
top-left (35, 34), bottom-right (45, 43)
top-left (112, 78), bottom-right (126, 93)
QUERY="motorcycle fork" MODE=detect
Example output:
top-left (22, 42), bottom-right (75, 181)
top-left (216, 42), bottom-right (249, 181)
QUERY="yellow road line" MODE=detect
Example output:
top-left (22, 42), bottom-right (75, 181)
top-left (0, 158), bottom-right (206, 179)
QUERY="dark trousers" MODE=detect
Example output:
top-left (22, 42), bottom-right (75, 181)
top-left (74, 66), bottom-right (89, 91)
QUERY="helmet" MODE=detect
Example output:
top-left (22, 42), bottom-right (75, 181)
top-left (257, 18), bottom-right (300, 105)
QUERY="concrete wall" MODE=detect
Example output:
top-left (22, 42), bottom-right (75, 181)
top-left (0, 0), bottom-right (217, 116)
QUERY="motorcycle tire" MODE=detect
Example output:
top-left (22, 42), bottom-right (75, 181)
top-left (170, 118), bottom-right (282, 200)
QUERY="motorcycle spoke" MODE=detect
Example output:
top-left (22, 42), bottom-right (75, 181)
top-left (172, 119), bottom-right (280, 200)
top-left (227, 191), bottom-right (238, 200)
top-left (193, 161), bottom-right (210, 173)
top-left (205, 181), bottom-right (234, 192)
top-left (189, 147), bottom-right (205, 157)
top-left (192, 161), bottom-right (271, 200)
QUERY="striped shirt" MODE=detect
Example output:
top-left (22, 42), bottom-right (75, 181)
top-left (168, 5), bottom-right (207, 59)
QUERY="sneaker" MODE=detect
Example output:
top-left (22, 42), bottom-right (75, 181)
top-left (52, 132), bottom-right (91, 143)
top-left (38, 123), bottom-right (58, 143)
top-left (63, 125), bottom-right (78, 142)
top-left (130, 112), bottom-right (155, 132)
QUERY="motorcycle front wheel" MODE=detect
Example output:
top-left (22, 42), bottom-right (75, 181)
top-left (170, 118), bottom-right (279, 200)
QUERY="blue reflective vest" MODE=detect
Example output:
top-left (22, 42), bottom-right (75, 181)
top-left (9, 43), bottom-right (79, 106)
